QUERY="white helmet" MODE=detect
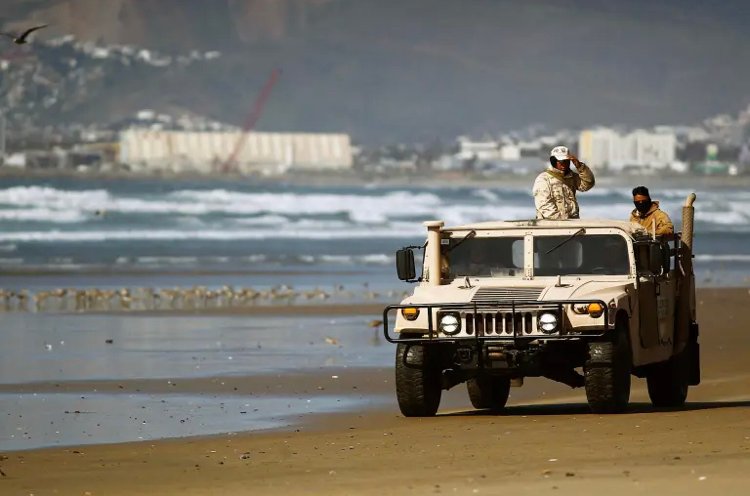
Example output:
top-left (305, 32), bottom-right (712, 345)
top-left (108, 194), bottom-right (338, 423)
top-left (550, 145), bottom-right (569, 161)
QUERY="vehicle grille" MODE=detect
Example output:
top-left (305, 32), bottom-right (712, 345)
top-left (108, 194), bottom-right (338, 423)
top-left (471, 287), bottom-right (544, 303)
top-left (463, 311), bottom-right (537, 336)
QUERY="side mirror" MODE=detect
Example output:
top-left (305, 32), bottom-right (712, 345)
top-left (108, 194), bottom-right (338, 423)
top-left (396, 248), bottom-right (416, 281)
top-left (648, 243), bottom-right (663, 275)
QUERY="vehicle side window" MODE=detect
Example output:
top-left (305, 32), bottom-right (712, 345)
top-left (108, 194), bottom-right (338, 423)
top-left (635, 244), bottom-right (651, 273)
top-left (511, 239), bottom-right (524, 268)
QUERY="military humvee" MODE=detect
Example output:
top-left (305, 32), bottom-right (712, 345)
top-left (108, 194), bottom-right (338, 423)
top-left (383, 194), bottom-right (699, 416)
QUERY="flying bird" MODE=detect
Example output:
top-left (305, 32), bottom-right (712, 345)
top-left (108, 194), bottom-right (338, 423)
top-left (0, 24), bottom-right (48, 44)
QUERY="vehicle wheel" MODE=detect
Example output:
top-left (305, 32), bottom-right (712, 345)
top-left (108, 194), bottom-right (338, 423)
top-left (584, 318), bottom-right (631, 414)
top-left (395, 341), bottom-right (442, 417)
top-left (467, 375), bottom-right (511, 411)
top-left (646, 350), bottom-right (689, 407)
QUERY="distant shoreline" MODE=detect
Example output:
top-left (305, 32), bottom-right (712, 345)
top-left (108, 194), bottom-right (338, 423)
top-left (2, 166), bottom-right (750, 189)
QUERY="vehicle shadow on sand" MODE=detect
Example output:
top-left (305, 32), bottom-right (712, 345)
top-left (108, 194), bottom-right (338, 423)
top-left (441, 400), bottom-right (750, 417)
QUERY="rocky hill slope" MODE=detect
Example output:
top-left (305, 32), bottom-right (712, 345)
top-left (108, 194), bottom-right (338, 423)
top-left (1, 0), bottom-right (749, 143)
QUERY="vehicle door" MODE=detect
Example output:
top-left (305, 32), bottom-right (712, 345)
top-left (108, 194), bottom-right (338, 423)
top-left (633, 243), bottom-right (659, 348)
top-left (635, 242), bottom-right (669, 348)
top-left (654, 241), bottom-right (675, 345)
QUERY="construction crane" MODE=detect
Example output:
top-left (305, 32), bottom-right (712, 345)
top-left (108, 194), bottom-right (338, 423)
top-left (220, 68), bottom-right (282, 173)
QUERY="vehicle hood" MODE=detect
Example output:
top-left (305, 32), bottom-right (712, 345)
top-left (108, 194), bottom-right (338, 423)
top-left (539, 279), bottom-right (632, 303)
top-left (401, 279), bottom-right (632, 306)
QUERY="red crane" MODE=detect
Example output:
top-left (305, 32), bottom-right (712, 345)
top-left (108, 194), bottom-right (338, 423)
top-left (220, 68), bottom-right (282, 173)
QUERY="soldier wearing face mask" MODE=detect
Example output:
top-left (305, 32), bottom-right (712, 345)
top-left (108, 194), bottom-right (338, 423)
top-left (629, 186), bottom-right (673, 236)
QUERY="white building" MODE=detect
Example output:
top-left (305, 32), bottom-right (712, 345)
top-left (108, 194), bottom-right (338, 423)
top-left (499, 144), bottom-right (521, 161)
top-left (621, 130), bottom-right (676, 170)
top-left (118, 129), bottom-right (353, 173)
top-left (579, 128), bottom-right (676, 172)
top-left (578, 128), bottom-right (621, 170)
top-left (456, 137), bottom-right (500, 161)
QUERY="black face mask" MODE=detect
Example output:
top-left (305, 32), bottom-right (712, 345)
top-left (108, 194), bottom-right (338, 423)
top-left (634, 200), bottom-right (652, 215)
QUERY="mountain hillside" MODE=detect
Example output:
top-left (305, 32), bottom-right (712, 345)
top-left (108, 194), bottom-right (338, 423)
top-left (1, 0), bottom-right (749, 143)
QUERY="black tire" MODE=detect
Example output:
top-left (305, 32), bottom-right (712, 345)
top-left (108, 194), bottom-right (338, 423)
top-left (584, 319), bottom-right (631, 414)
top-left (395, 342), bottom-right (442, 417)
top-left (646, 351), bottom-right (689, 407)
top-left (467, 375), bottom-right (511, 411)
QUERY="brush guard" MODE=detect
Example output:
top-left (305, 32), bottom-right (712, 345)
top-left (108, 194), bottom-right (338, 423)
top-left (383, 299), bottom-right (610, 345)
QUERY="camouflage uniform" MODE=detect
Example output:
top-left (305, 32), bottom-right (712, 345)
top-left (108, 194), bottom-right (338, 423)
top-left (629, 201), bottom-right (674, 236)
top-left (533, 164), bottom-right (595, 220)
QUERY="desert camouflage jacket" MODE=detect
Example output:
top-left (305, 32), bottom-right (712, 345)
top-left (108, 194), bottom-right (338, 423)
top-left (532, 164), bottom-right (595, 220)
top-left (629, 201), bottom-right (674, 236)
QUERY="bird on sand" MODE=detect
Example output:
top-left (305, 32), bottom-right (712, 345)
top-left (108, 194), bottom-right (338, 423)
top-left (0, 24), bottom-right (48, 44)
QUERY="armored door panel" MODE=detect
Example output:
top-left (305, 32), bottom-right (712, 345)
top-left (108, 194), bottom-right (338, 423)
top-left (656, 278), bottom-right (675, 346)
top-left (638, 277), bottom-right (660, 348)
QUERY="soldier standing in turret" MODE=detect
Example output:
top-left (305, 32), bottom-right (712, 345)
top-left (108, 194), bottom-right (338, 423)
top-left (533, 145), bottom-right (595, 219)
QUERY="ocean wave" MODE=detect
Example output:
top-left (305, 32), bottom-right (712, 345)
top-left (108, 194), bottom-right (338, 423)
top-left (167, 189), bottom-right (443, 218)
top-left (0, 186), bottom-right (445, 218)
top-left (2, 185), bottom-right (750, 233)
top-left (471, 189), bottom-right (501, 202)
top-left (232, 217), bottom-right (352, 229)
top-left (580, 187), bottom-right (631, 198)
top-left (242, 254), bottom-right (268, 263)
top-left (358, 254), bottom-right (392, 264)
top-left (0, 257), bottom-right (23, 265)
top-left (232, 214), bottom-right (294, 226)
top-left (136, 256), bottom-right (200, 265)
top-left (32, 253), bottom-right (393, 268)
top-left (0, 186), bottom-right (110, 209)
top-left (314, 254), bottom-right (392, 265)
top-left (695, 210), bottom-right (749, 225)
top-left (694, 254), bottom-right (750, 263)
top-left (0, 226), bottom-right (422, 243)
top-left (0, 208), bottom-right (88, 223)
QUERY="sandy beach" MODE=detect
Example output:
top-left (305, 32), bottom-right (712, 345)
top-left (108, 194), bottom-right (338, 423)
top-left (1, 288), bottom-right (750, 495)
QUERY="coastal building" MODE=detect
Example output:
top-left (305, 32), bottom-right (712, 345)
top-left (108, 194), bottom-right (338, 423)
top-left (455, 136), bottom-right (500, 161)
top-left (621, 130), bottom-right (676, 170)
top-left (578, 128), bottom-right (621, 170)
top-left (579, 128), bottom-right (676, 172)
top-left (118, 129), bottom-right (353, 174)
top-left (499, 144), bottom-right (521, 161)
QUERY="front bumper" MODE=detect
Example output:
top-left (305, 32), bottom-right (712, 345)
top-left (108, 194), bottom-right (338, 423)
top-left (383, 299), bottom-right (610, 345)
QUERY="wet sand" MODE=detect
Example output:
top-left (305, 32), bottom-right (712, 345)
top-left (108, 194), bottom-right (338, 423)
top-left (2, 288), bottom-right (750, 494)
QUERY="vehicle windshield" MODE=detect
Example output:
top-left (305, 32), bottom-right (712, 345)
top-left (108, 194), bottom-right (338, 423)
top-left (445, 236), bottom-right (524, 278)
top-left (534, 234), bottom-right (630, 276)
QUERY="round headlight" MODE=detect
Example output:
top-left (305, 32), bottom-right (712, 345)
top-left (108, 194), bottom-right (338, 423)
top-left (439, 314), bottom-right (461, 335)
top-left (538, 312), bottom-right (558, 334)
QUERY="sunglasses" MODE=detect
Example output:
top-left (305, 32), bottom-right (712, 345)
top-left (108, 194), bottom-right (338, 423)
top-left (557, 159), bottom-right (571, 166)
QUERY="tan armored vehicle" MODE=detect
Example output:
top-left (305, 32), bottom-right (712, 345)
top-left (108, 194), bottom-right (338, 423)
top-left (384, 194), bottom-right (700, 416)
